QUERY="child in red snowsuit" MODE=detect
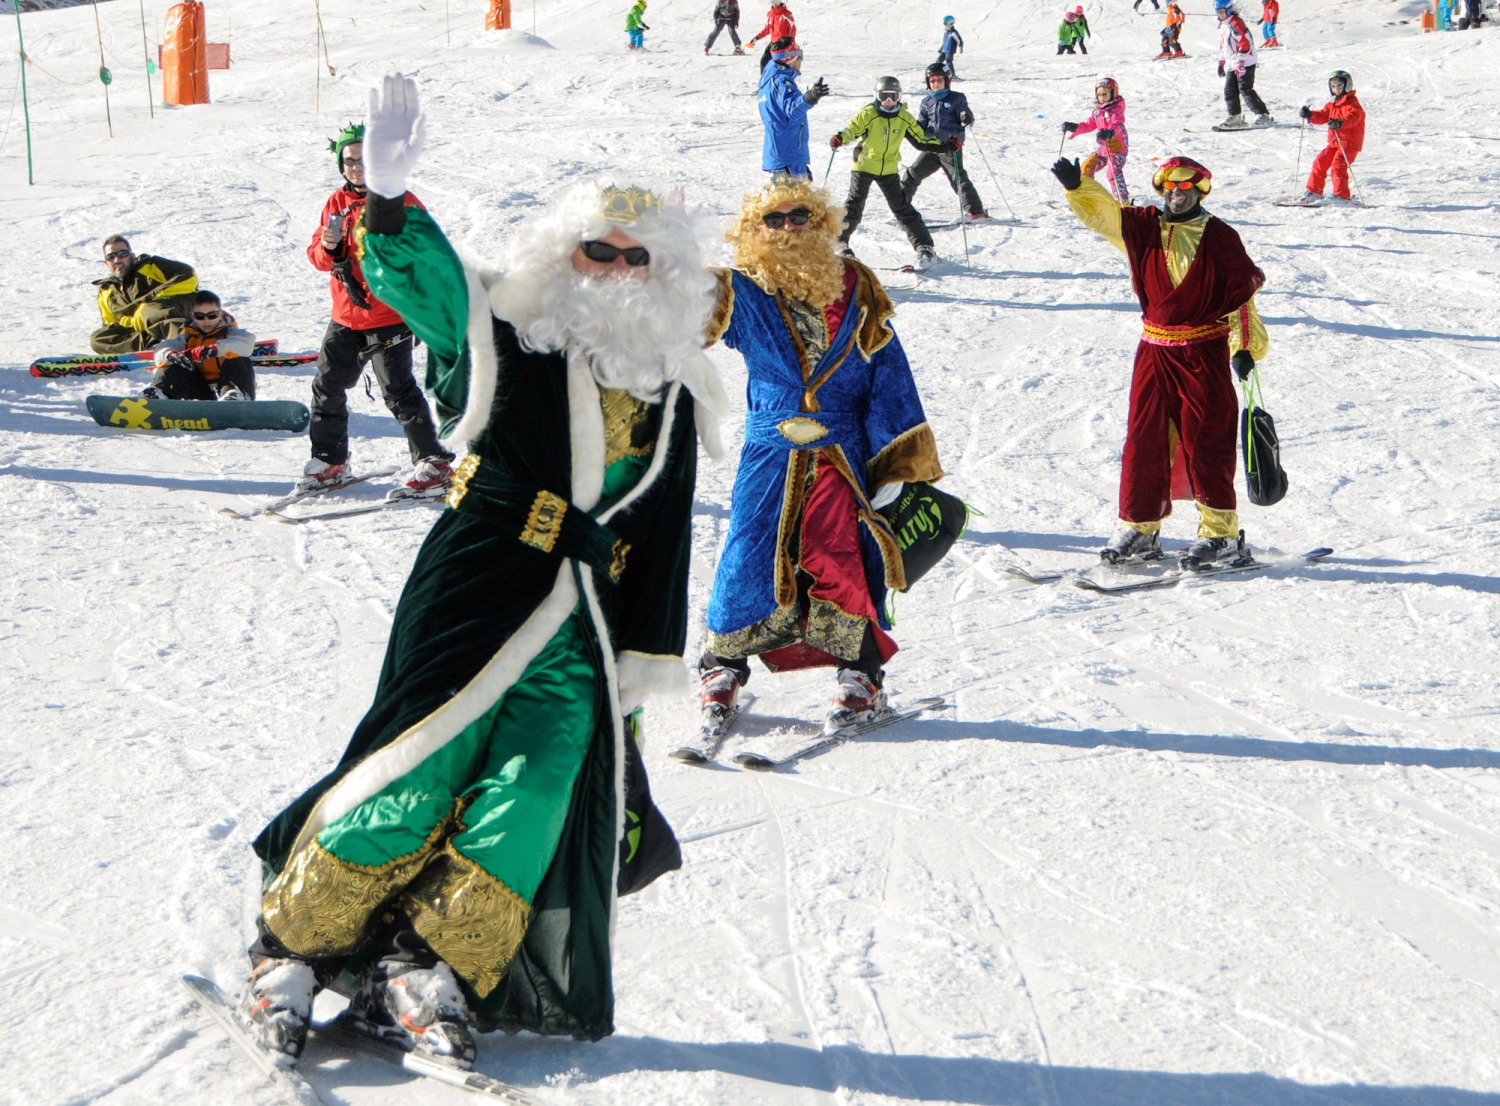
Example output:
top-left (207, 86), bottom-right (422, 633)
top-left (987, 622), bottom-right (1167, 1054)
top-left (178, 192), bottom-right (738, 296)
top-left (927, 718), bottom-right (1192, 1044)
top-left (1299, 70), bottom-right (1365, 203)
top-left (1258, 0), bottom-right (1280, 47)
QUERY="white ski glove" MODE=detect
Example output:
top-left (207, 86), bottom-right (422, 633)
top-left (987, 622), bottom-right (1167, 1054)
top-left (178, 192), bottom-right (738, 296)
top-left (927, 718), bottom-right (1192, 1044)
top-left (363, 72), bottom-right (426, 200)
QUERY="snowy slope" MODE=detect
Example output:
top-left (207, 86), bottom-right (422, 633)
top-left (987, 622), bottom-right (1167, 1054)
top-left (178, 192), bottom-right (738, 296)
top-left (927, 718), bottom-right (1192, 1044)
top-left (2, 0), bottom-right (1499, 1103)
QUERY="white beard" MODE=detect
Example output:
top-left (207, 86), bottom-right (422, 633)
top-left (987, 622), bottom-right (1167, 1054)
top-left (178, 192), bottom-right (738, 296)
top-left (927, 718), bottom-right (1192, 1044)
top-left (514, 270), bottom-right (701, 403)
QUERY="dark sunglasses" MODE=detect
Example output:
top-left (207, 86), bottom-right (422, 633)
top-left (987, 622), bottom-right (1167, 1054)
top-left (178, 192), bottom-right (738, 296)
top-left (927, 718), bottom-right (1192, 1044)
top-left (192, 310), bottom-right (222, 320)
top-left (762, 208), bottom-right (813, 229)
top-left (103, 249), bottom-right (132, 261)
top-left (579, 240), bottom-right (651, 266)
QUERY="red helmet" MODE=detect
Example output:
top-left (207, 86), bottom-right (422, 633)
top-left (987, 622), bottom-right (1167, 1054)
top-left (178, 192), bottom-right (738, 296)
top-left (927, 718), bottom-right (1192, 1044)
top-left (1152, 156), bottom-right (1213, 195)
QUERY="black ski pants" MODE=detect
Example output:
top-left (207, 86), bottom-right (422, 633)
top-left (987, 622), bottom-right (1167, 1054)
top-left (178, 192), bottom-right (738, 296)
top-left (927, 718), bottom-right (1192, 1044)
top-left (150, 356), bottom-right (256, 400)
top-left (309, 320), bottom-right (450, 466)
top-left (1224, 65), bottom-right (1269, 118)
top-left (840, 171), bottom-right (934, 252)
top-left (901, 149), bottom-right (984, 218)
top-left (705, 17), bottom-right (740, 48)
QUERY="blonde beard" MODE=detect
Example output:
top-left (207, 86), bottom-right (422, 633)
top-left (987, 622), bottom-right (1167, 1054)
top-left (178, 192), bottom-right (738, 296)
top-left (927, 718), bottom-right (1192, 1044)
top-left (732, 231), bottom-right (847, 308)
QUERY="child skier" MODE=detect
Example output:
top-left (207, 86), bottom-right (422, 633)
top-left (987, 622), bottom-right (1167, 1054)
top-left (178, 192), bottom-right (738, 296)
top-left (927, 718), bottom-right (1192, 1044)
top-left (1159, 2), bottom-right (1186, 58)
top-left (1296, 69), bottom-right (1365, 204)
top-left (830, 75), bottom-right (947, 269)
top-left (937, 15), bottom-right (963, 79)
top-left (626, 0), bottom-right (649, 49)
top-left (705, 0), bottom-right (744, 54)
top-left (1063, 76), bottom-right (1130, 205)
top-left (1258, 0), bottom-right (1280, 47)
top-left (1072, 6), bottom-right (1092, 49)
top-left (1057, 10), bottom-right (1085, 54)
top-left (902, 62), bottom-right (988, 221)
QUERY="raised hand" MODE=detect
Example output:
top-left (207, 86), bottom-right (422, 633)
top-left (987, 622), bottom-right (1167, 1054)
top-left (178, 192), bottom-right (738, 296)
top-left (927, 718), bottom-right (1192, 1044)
top-left (364, 72), bottom-right (427, 199)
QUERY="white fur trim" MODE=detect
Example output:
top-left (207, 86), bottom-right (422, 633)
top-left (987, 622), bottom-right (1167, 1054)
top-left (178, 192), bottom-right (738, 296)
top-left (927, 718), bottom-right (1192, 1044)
top-left (673, 351), bottom-right (729, 463)
top-left (615, 651), bottom-right (691, 705)
top-left (567, 349), bottom-right (605, 509)
top-left (442, 256), bottom-right (507, 452)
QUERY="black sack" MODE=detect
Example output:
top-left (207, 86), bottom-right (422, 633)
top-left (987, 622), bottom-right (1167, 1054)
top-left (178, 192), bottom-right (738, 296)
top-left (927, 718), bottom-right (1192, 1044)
top-left (1241, 403), bottom-right (1289, 506)
top-left (878, 481), bottom-right (970, 590)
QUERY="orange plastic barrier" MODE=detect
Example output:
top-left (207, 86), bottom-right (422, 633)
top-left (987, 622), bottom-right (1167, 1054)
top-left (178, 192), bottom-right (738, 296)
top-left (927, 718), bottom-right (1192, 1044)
top-left (163, 1), bottom-right (209, 105)
top-left (1420, 8), bottom-right (1436, 30)
top-left (158, 43), bottom-right (231, 70)
top-left (486, 0), bottom-right (511, 31)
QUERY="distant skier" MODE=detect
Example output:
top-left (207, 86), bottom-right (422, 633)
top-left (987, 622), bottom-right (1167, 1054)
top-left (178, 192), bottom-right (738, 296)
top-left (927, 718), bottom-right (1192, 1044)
top-left (1072, 6), bottom-right (1092, 49)
top-left (626, 0), bottom-right (649, 50)
top-left (1063, 76), bottom-right (1131, 205)
top-left (1133, 0), bottom-right (1162, 11)
top-left (1257, 0), bottom-right (1281, 47)
top-left (936, 15), bottom-right (963, 79)
top-left (1159, 2), bottom-right (1185, 58)
top-left (902, 63), bottom-right (987, 221)
top-left (1058, 9), bottom-right (1088, 55)
top-left (705, 0), bottom-right (744, 54)
top-left (747, 0), bottom-right (796, 69)
top-left (830, 75), bottom-right (947, 269)
top-left (1215, 1), bottom-right (1274, 129)
top-left (1296, 70), bottom-right (1365, 205)
top-left (1050, 153), bottom-right (1268, 569)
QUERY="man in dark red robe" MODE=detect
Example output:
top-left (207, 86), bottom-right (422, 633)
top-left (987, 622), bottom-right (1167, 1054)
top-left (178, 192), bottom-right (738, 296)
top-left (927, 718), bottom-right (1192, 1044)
top-left (1051, 153), bottom-right (1267, 568)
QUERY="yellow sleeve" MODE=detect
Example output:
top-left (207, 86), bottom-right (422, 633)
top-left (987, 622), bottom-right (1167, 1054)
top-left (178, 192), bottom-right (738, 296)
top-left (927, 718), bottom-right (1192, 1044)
top-left (1063, 176), bottom-right (1125, 255)
top-left (1228, 295), bottom-right (1270, 362)
top-left (97, 287), bottom-right (118, 327)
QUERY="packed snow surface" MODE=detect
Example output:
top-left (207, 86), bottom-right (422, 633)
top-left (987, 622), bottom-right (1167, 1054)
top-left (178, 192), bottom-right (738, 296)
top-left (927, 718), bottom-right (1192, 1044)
top-left (3, 0), bottom-right (1499, 1103)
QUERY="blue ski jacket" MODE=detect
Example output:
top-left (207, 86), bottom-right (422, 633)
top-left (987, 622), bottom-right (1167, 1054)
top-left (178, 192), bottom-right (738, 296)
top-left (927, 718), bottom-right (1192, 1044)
top-left (916, 89), bottom-right (972, 143)
top-left (758, 61), bottom-right (812, 175)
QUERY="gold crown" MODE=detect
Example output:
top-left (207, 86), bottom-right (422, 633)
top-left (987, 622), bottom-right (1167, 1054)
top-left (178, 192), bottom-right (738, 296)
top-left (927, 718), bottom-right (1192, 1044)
top-left (600, 185), bottom-right (661, 223)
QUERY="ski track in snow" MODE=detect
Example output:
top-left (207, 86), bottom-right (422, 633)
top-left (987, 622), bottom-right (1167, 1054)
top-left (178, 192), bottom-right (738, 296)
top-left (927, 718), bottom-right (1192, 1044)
top-left (4, 0), bottom-right (1500, 1104)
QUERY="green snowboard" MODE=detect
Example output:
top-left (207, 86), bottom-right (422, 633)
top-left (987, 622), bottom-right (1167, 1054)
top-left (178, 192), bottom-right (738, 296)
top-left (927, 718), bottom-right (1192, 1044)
top-left (86, 394), bottom-right (310, 433)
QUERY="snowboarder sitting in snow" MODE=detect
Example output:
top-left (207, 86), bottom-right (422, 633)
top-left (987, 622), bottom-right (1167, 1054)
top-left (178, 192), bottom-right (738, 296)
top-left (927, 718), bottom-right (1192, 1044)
top-left (831, 75), bottom-right (948, 268)
top-left (1216, 1), bottom-right (1274, 129)
top-left (1063, 76), bottom-right (1131, 205)
top-left (1296, 69), bottom-right (1365, 205)
top-left (1160, 2), bottom-right (1185, 58)
top-left (1050, 152), bottom-right (1269, 569)
top-left (901, 62), bottom-right (987, 222)
top-left (141, 291), bottom-right (256, 401)
top-left (936, 15), bottom-right (963, 79)
top-left (705, 0), bottom-right (744, 54)
top-left (89, 235), bottom-right (198, 354)
top-left (1057, 10), bottom-right (1085, 54)
top-left (626, 0), bottom-right (649, 49)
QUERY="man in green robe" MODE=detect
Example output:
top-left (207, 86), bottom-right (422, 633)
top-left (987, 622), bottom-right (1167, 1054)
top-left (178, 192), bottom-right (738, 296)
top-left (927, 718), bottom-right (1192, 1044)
top-left (240, 74), bottom-right (728, 1069)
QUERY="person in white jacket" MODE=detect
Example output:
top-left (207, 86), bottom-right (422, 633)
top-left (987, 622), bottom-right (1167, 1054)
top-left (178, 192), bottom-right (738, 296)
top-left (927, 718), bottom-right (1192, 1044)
top-left (1215, 2), bottom-right (1274, 129)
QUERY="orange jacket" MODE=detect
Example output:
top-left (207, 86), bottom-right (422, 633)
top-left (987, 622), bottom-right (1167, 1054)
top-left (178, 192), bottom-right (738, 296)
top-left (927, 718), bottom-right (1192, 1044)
top-left (1166, 4), bottom-right (1185, 28)
top-left (153, 313), bottom-right (255, 382)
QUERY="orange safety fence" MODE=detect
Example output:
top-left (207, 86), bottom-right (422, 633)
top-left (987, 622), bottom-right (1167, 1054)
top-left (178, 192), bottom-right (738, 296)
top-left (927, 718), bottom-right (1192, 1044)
top-left (486, 0), bottom-right (511, 31)
top-left (163, 1), bottom-right (208, 105)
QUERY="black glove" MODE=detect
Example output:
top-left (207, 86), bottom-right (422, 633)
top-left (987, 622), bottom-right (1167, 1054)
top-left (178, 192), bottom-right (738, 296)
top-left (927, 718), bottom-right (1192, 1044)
top-left (829, 134), bottom-right (843, 149)
top-left (1217, 60), bottom-right (1226, 77)
top-left (1298, 105), bottom-right (1312, 120)
top-left (1231, 350), bottom-right (1254, 381)
top-left (803, 78), bottom-right (829, 105)
top-left (1061, 121), bottom-right (1078, 134)
top-left (164, 351), bottom-right (196, 373)
top-left (1097, 127), bottom-right (1114, 140)
top-left (187, 343), bottom-right (218, 363)
top-left (1050, 156), bottom-right (1082, 191)
top-left (1328, 118), bottom-right (1343, 130)
top-left (958, 109), bottom-right (973, 127)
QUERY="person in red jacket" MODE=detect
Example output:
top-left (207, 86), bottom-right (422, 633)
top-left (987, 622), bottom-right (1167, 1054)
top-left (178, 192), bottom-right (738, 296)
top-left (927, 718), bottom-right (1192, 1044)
top-left (747, 0), bottom-right (795, 69)
top-left (301, 123), bottom-right (454, 495)
top-left (1297, 70), bottom-right (1365, 205)
top-left (1258, 0), bottom-right (1280, 47)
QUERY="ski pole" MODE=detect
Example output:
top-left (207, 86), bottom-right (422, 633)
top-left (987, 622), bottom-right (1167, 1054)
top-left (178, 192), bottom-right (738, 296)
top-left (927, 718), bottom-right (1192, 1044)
top-left (1331, 127), bottom-right (1360, 206)
top-left (1291, 112), bottom-right (1306, 192)
top-left (970, 130), bottom-right (1019, 221)
top-left (822, 147), bottom-right (837, 187)
top-left (951, 145), bottom-right (971, 259)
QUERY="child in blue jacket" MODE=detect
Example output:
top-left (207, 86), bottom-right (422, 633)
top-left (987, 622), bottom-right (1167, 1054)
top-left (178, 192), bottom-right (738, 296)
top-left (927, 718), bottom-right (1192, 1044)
top-left (937, 16), bottom-right (963, 79)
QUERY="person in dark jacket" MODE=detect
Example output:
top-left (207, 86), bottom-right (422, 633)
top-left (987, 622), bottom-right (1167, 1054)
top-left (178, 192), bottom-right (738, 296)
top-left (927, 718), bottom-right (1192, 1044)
top-left (901, 63), bottom-right (987, 221)
top-left (705, 0), bottom-right (744, 54)
top-left (300, 122), bottom-right (455, 497)
top-left (241, 74), bottom-right (726, 1071)
top-left (89, 236), bottom-right (197, 353)
top-left (757, 40), bottom-right (827, 179)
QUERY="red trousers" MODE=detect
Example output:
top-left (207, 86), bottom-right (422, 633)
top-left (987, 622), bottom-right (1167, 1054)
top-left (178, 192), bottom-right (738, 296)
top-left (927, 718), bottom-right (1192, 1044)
top-left (1306, 142), bottom-right (1355, 200)
top-left (1119, 342), bottom-right (1238, 523)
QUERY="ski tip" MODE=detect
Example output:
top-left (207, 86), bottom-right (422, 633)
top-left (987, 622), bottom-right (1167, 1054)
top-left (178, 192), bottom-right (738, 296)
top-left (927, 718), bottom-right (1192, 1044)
top-left (732, 753), bottom-right (777, 771)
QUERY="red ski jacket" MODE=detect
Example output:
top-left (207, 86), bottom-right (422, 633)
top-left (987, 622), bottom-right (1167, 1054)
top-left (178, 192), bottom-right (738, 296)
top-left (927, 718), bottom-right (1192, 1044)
top-left (749, 2), bottom-right (794, 44)
top-left (307, 184), bottom-right (426, 330)
top-left (1308, 91), bottom-right (1365, 156)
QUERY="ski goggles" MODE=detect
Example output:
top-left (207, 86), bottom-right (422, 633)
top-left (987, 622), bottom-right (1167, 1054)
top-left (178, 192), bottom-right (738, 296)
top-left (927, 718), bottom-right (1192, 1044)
top-left (578, 240), bottom-right (651, 266)
top-left (761, 207), bottom-right (813, 229)
top-left (877, 91), bottom-right (900, 103)
top-left (1159, 178), bottom-right (1200, 191)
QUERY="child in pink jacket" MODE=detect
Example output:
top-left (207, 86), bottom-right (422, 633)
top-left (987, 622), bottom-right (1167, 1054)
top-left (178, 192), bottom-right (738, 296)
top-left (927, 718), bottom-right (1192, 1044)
top-left (1063, 76), bottom-right (1131, 204)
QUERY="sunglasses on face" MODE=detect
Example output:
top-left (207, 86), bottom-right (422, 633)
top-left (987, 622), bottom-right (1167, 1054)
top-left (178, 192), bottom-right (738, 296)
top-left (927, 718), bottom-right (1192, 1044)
top-left (1160, 179), bottom-right (1198, 192)
top-left (579, 240), bottom-right (651, 266)
top-left (761, 207), bottom-right (813, 229)
top-left (103, 249), bottom-right (132, 262)
top-left (342, 157), bottom-right (364, 167)
top-left (192, 311), bottom-right (222, 321)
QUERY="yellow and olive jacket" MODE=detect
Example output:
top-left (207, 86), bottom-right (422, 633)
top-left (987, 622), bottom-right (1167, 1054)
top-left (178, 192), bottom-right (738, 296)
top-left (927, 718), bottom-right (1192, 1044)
top-left (837, 102), bottom-right (947, 177)
top-left (93, 254), bottom-right (198, 332)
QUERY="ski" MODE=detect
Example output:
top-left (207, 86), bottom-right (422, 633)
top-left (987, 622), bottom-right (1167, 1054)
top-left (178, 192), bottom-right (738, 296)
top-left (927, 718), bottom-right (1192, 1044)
top-left (670, 692), bottom-right (757, 765)
top-left (1209, 122), bottom-right (1286, 132)
top-left (218, 467), bottom-right (400, 521)
top-left (181, 974), bottom-right (326, 1106)
top-left (732, 697), bottom-right (945, 771)
top-left (267, 493), bottom-right (445, 524)
top-left (1073, 547), bottom-right (1333, 594)
top-left (1003, 550), bottom-right (1164, 585)
top-left (29, 345), bottom-right (312, 378)
top-left (316, 1016), bottom-right (543, 1104)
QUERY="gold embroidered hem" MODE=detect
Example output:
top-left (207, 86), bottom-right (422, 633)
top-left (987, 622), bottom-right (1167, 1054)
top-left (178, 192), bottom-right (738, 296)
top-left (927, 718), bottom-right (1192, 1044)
top-left (804, 595), bottom-right (869, 662)
top-left (600, 388), bottom-right (659, 469)
top-left (706, 602), bottom-right (803, 659)
top-left (261, 811), bottom-right (456, 958)
top-left (401, 840), bottom-right (531, 998)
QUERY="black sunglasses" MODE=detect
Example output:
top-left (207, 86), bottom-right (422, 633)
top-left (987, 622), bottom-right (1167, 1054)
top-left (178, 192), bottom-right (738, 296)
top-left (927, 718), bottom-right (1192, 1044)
top-left (192, 310), bottom-right (222, 320)
top-left (579, 240), bottom-right (651, 266)
top-left (103, 249), bottom-right (132, 261)
top-left (762, 207), bottom-right (813, 229)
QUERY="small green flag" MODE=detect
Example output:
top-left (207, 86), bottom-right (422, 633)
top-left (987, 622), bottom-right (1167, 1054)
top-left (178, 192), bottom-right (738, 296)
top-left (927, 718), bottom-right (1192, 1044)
top-left (99, 66), bottom-right (113, 86)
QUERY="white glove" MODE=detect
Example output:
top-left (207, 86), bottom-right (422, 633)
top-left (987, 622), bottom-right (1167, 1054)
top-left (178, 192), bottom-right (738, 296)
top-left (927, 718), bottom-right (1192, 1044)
top-left (870, 481), bottom-right (904, 510)
top-left (363, 72), bottom-right (426, 200)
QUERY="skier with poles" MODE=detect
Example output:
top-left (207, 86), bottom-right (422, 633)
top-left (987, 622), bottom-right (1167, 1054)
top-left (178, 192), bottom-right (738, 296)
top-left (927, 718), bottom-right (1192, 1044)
top-left (1294, 70), bottom-right (1365, 206)
top-left (1062, 75), bottom-right (1132, 205)
top-left (901, 62), bottom-right (988, 223)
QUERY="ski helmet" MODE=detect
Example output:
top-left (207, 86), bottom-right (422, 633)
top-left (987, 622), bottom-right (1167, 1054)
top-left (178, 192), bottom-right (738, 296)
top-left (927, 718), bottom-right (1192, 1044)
top-left (1152, 155), bottom-right (1213, 196)
top-left (1064, 10), bottom-right (1076, 21)
top-left (1328, 69), bottom-right (1353, 95)
top-left (875, 75), bottom-right (902, 99)
top-left (943, 14), bottom-right (955, 24)
top-left (1096, 76), bottom-right (1120, 101)
top-left (925, 62), bottom-right (951, 89)
top-left (328, 122), bottom-right (365, 172)
top-left (1074, 5), bottom-right (1085, 13)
